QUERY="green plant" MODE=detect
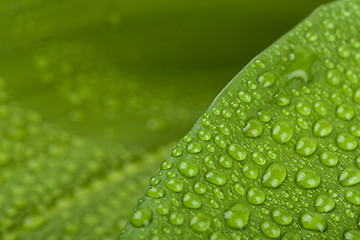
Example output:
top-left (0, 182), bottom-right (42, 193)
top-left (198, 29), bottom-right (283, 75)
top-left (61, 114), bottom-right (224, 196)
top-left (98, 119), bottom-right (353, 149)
top-left (120, 0), bottom-right (360, 239)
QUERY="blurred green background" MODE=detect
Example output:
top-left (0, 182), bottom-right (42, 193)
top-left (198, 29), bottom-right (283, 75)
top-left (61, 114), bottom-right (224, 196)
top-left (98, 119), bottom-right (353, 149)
top-left (0, 0), bottom-right (330, 239)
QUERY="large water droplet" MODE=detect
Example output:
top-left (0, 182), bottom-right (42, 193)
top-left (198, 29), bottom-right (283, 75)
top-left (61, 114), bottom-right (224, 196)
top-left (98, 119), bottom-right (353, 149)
top-left (242, 164), bottom-right (258, 180)
top-left (300, 212), bottom-right (327, 232)
top-left (247, 187), bottom-right (265, 205)
top-left (165, 179), bottom-right (184, 192)
top-left (295, 137), bottom-right (317, 157)
top-left (260, 221), bottom-right (281, 238)
top-left (336, 133), bottom-right (358, 151)
top-left (296, 168), bottom-right (321, 189)
top-left (345, 189), bottom-right (360, 205)
top-left (272, 120), bottom-right (294, 144)
top-left (227, 144), bottom-right (246, 161)
top-left (326, 69), bottom-right (341, 86)
top-left (190, 213), bottom-right (210, 232)
top-left (258, 71), bottom-right (276, 88)
top-left (224, 203), bottom-right (249, 230)
top-left (130, 208), bottom-right (153, 228)
top-left (183, 192), bottom-right (202, 209)
top-left (262, 163), bottom-right (287, 188)
top-left (296, 102), bottom-right (311, 116)
top-left (218, 155), bottom-right (233, 169)
top-left (146, 187), bottom-right (165, 198)
top-left (319, 151), bottom-right (338, 167)
top-left (243, 118), bottom-right (263, 138)
top-left (336, 104), bottom-right (355, 121)
top-left (205, 171), bottom-right (227, 186)
top-left (339, 167), bottom-right (360, 186)
top-left (169, 212), bottom-right (184, 226)
top-left (344, 230), bottom-right (360, 240)
top-left (252, 152), bottom-right (267, 165)
top-left (314, 194), bottom-right (336, 212)
top-left (271, 208), bottom-right (292, 225)
top-left (178, 160), bottom-right (199, 178)
top-left (313, 119), bottom-right (333, 137)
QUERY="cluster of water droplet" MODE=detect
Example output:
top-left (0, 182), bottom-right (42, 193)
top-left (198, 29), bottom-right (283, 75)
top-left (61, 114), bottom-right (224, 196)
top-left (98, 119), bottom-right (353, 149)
top-left (123, 1), bottom-right (360, 239)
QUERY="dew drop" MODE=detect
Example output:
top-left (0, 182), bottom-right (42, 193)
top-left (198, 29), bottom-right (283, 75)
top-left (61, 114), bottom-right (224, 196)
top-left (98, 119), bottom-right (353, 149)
top-left (336, 133), bottom-right (358, 151)
top-left (258, 110), bottom-right (272, 123)
top-left (260, 221), bottom-right (281, 238)
top-left (146, 187), bottom-right (165, 199)
top-left (314, 194), bottom-right (336, 212)
top-left (130, 208), bottom-right (153, 228)
top-left (326, 69), bottom-right (341, 86)
top-left (319, 151), bottom-right (338, 167)
top-left (198, 130), bottom-right (212, 142)
top-left (242, 164), bottom-right (258, 180)
top-left (339, 167), bottom-right (360, 186)
top-left (262, 163), bottom-right (287, 188)
top-left (190, 213), bottom-right (210, 232)
top-left (183, 192), bottom-right (202, 209)
top-left (345, 189), bottom-right (360, 205)
top-left (258, 71), bottom-right (276, 88)
top-left (194, 182), bottom-right (207, 195)
top-left (224, 203), bottom-right (250, 230)
top-left (295, 137), bottom-right (317, 157)
top-left (169, 212), bottom-right (184, 226)
top-left (296, 102), bottom-right (311, 116)
top-left (205, 171), bottom-right (227, 186)
top-left (228, 144), bottom-right (246, 161)
top-left (353, 88), bottom-right (360, 104)
top-left (296, 168), bottom-right (321, 189)
top-left (243, 118), bottom-right (263, 138)
top-left (218, 155), bottom-right (233, 169)
top-left (336, 104), bottom-right (355, 121)
top-left (271, 208), bottom-right (292, 225)
top-left (313, 119), bottom-right (333, 137)
top-left (272, 120), bottom-right (294, 144)
top-left (165, 179), bottom-right (183, 193)
top-left (247, 187), bottom-right (265, 205)
top-left (273, 90), bottom-right (290, 106)
top-left (300, 212), bottom-right (327, 232)
top-left (178, 160), bottom-right (199, 178)
top-left (252, 152), bottom-right (267, 165)
top-left (344, 230), bottom-right (360, 240)
top-left (214, 135), bottom-right (227, 148)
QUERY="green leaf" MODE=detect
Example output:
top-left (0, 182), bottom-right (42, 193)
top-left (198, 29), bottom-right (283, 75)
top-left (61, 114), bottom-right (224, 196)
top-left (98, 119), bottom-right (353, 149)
top-left (0, 0), bottom-right (330, 239)
top-left (120, 0), bottom-right (360, 239)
